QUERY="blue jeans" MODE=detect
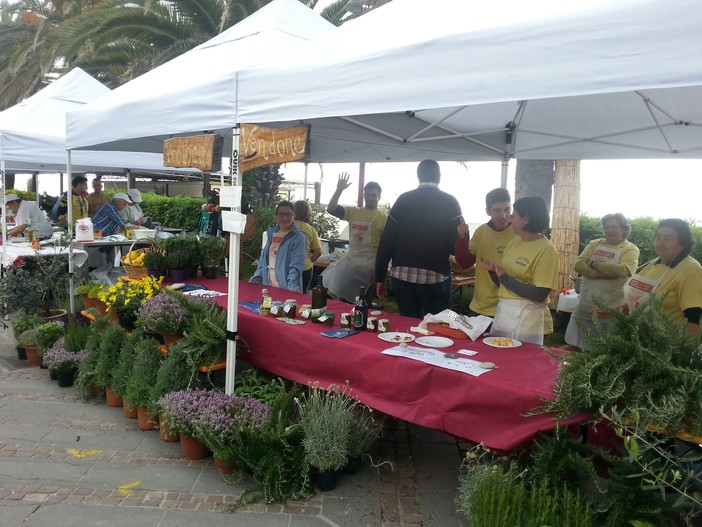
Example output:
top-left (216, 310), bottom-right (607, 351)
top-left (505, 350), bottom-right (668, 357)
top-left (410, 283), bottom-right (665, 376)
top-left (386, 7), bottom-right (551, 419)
top-left (391, 278), bottom-right (452, 319)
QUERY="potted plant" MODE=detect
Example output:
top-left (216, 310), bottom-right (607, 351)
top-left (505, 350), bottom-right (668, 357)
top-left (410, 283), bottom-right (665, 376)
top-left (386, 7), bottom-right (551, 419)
top-left (343, 404), bottom-right (382, 474)
top-left (163, 236), bottom-right (191, 281)
top-left (136, 292), bottom-right (190, 345)
top-left (183, 234), bottom-right (203, 278)
top-left (18, 328), bottom-right (40, 366)
top-left (125, 337), bottom-right (163, 430)
top-left (0, 255), bottom-right (70, 321)
top-left (93, 323), bottom-right (129, 405)
top-left (35, 322), bottom-right (65, 369)
top-left (12, 313), bottom-right (38, 360)
top-left (297, 383), bottom-right (355, 491)
top-left (110, 331), bottom-right (143, 417)
top-left (199, 235), bottom-right (225, 279)
top-left (97, 275), bottom-right (163, 331)
top-left (143, 247), bottom-right (168, 278)
top-left (158, 388), bottom-right (214, 459)
top-left (195, 391), bottom-right (270, 473)
top-left (43, 347), bottom-right (90, 387)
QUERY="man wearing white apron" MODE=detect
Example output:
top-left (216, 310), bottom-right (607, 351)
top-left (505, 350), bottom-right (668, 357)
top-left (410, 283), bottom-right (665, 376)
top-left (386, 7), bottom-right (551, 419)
top-left (565, 214), bottom-right (639, 350)
top-left (324, 174), bottom-right (387, 302)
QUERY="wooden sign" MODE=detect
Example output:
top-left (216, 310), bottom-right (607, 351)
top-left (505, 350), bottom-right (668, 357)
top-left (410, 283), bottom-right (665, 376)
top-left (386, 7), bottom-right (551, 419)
top-left (163, 134), bottom-right (223, 171)
top-left (240, 124), bottom-right (310, 172)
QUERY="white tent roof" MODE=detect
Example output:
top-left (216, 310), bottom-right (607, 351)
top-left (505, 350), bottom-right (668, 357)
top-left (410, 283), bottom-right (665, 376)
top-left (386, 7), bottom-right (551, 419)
top-left (0, 68), bottom-right (195, 173)
top-left (66, 0), bottom-right (335, 155)
top-left (67, 0), bottom-right (702, 162)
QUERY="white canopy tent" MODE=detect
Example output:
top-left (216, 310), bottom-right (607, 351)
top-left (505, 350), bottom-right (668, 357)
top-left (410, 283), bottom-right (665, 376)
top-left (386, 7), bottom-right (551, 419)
top-left (65, 0), bottom-right (702, 393)
top-left (67, 0), bottom-right (702, 166)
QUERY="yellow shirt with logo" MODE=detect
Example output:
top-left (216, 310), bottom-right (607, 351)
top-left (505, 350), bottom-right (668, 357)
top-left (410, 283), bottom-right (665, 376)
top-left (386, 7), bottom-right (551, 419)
top-left (469, 224), bottom-right (518, 316)
top-left (499, 235), bottom-right (559, 333)
top-left (639, 255), bottom-right (702, 322)
top-left (294, 220), bottom-right (322, 272)
top-left (343, 207), bottom-right (387, 248)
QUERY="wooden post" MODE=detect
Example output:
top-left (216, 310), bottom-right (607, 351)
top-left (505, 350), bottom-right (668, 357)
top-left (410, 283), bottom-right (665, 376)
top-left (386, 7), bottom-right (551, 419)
top-left (550, 160), bottom-right (581, 305)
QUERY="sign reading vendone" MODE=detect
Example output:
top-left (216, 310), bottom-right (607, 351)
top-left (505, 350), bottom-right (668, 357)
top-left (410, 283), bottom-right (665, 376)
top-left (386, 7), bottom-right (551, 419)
top-left (239, 124), bottom-right (310, 171)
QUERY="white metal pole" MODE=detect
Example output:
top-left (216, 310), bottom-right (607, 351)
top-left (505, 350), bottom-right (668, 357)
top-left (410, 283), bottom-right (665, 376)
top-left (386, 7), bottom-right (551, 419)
top-left (224, 126), bottom-right (241, 395)
top-left (500, 158), bottom-right (510, 189)
top-left (303, 162), bottom-right (309, 200)
top-left (67, 152), bottom-right (75, 314)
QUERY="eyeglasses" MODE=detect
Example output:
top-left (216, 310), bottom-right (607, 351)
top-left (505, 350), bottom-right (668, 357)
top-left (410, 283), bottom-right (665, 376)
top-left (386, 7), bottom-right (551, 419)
top-left (276, 212), bottom-right (294, 218)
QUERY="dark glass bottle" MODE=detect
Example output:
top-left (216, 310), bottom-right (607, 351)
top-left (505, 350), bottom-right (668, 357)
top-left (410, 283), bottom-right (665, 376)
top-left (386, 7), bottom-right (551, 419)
top-left (311, 275), bottom-right (327, 310)
top-left (353, 286), bottom-right (368, 331)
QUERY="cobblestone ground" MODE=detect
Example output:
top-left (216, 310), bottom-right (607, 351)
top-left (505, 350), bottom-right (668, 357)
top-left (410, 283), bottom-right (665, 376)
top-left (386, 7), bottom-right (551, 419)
top-left (0, 332), bottom-right (468, 527)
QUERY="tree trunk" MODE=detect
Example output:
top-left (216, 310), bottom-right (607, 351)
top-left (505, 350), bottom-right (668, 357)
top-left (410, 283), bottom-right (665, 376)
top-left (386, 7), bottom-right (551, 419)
top-left (514, 160), bottom-right (554, 208)
top-left (550, 160), bottom-right (581, 305)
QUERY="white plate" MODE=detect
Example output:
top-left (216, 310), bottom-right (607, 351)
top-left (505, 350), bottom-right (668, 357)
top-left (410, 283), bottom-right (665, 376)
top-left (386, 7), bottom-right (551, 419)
top-left (378, 332), bottom-right (415, 343)
top-left (415, 336), bottom-right (454, 348)
top-left (483, 336), bottom-right (522, 348)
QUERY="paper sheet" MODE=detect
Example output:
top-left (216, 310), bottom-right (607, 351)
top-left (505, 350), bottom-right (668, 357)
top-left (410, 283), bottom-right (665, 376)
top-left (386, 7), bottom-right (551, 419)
top-left (382, 345), bottom-right (493, 377)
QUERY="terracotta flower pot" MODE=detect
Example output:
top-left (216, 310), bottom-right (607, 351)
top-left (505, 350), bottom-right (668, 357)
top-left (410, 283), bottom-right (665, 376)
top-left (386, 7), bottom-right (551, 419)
top-left (137, 407), bottom-right (158, 430)
top-left (95, 301), bottom-right (109, 317)
top-left (105, 385), bottom-right (123, 407)
top-left (179, 434), bottom-right (210, 460)
top-left (158, 416), bottom-right (179, 442)
top-left (123, 399), bottom-right (138, 418)
top-left (214, 457), bottom-right (237, 474)
top-left (162, 333), bottom-right (183, 348)
top-left (24, 346), bottom-right (40, 367)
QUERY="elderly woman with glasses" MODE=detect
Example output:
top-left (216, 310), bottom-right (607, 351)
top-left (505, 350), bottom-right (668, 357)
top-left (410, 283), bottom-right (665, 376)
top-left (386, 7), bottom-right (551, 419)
top-left (249, 200), bottom-right (307, 292)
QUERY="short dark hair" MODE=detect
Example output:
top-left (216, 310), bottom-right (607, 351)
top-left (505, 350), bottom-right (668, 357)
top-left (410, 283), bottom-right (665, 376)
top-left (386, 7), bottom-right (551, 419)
top-left (486, 188), bottom-right (511, 209)
top-left (71, 175), bottom-right (88, 187)
top-left (513, 196), bottom-right (550, 233)
top-left (293, 200), bottom-right (311, 222)
top-left (417, 159), bottom-right (441, 183)
top-left (657, 218), bottom-right (694, 255)
top-left (364, 181), bottom-right (382, 195)
top-left (601, 213), bottom-right (631, 239)
top-left (275, 200), bottom-right (295, 215)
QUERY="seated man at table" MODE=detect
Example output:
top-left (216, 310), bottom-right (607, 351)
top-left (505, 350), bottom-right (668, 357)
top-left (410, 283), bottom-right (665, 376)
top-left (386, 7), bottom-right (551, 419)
top-left (5, 194), bottom-right (53, 240)
top-left (454, 188), bottom-right (517, 318)
top-left (88, 193), bottom-right (136, 271)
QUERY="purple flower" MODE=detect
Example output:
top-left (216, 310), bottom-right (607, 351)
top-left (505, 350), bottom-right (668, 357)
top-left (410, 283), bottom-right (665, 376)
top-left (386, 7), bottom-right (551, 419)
top-left (43, 347), bottom-right (91, 373)
top-left (136, 293), bottom-right (189, 334)
top-left (158, 388), bottom-right (269, 438)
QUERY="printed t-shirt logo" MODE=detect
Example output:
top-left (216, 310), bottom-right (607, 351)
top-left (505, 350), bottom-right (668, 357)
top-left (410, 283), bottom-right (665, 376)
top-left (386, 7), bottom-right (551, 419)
top-left (593, 248), bottom-right (616, 259)
top-left (628, 278), bottom-right (654, 293)
top-left (515, 256), bottom-right (529, 267)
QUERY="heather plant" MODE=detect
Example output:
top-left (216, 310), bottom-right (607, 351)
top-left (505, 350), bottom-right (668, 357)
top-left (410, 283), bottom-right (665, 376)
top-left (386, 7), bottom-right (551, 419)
top-left (18, 328), bottom-right (38, 347)
top-left (43, 347), bottom-right (90, 374)
top-left (158, 388), bottom-right (214, 436)
top-left (195, 392), bottom-right (270, 465)
top-left (136, 292), bottom-right (190, 335)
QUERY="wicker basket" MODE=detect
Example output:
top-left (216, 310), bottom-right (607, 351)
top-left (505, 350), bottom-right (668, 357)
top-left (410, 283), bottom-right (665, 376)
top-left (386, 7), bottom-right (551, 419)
top-left (121, 240), bottom-right (148, 279)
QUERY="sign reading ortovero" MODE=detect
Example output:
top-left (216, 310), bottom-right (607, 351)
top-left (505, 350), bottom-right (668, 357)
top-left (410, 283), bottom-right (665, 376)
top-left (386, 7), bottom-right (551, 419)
top-left (239, 124), bottom-right (310, 172)
top-left (163, 134), bottom-right (223, 171)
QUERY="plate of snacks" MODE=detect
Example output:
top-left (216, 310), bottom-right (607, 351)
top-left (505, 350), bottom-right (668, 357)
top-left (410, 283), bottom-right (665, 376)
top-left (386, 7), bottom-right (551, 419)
top-left (483, 336), bottom-right (522, 348)
top-left (378, 332), bottom-right (415, 343)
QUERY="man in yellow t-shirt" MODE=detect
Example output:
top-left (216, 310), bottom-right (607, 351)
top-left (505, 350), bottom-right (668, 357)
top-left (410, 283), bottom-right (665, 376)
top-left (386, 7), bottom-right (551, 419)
top-left (455, 188), bottom-right (517, 317)
top-left (323, 173), bottom-right (387, 302)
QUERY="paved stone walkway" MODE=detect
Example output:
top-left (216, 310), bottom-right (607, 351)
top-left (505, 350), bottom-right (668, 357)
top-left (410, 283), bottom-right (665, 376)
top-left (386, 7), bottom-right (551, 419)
top-left (0, 324), bottom-right (469, 527)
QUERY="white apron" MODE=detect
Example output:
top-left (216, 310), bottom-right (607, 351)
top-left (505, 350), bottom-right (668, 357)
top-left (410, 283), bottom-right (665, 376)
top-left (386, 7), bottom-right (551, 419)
top-left (565, 244), bottom-right (625, 349)
top-left (622, 259), bottom-right (666, 313)
top-left (491, 298), bottom-right (547, 345)
top-left (322, 214), bottom-right (378, 301)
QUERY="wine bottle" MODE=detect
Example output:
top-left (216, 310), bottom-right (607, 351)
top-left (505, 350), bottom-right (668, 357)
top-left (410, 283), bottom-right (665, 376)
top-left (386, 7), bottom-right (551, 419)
top-left (311, 275), bottom-right (327, 310)
top-left (353, 286), bottom-right (368, 331)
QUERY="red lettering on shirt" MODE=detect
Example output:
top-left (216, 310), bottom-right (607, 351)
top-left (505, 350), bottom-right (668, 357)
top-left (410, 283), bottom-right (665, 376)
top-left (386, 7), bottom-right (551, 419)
top-left (628, 279), bottom-right (653, 293)
top-left (593, 249), bottom-right (615, 259)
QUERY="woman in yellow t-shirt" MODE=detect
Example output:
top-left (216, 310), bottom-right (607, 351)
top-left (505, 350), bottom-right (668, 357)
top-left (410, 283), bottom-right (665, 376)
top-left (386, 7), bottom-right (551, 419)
top-left (293, 200), bottom-right (322, 292)
top-left (481, 197), bottom-right (558, 344)
top-left (622, 218), bottom-right (702, 335)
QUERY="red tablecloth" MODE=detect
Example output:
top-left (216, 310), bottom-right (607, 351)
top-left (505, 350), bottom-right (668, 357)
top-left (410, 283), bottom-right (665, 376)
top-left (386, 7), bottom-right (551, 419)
top-left (187, 278), bottom-right (582, 451)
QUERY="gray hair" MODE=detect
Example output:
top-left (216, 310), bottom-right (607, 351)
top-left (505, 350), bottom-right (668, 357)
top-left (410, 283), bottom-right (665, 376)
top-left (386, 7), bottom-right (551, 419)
top-left (601, 213), bottom-right (631, 239)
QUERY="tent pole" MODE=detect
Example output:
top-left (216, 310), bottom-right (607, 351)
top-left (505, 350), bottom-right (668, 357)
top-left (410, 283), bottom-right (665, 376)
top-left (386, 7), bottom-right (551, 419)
top-left (500, 158), bottom-right (510, 189)
top-left (1, 161), bottom-right (6, 280)
top-left (224, 126), bottom-right (241, 395)
top-left (67, 151), bottom-right (75, 314)
top-left (357, 163), bottom-right (366, 207)
top-left (303, 162), bottom-right (309, 200)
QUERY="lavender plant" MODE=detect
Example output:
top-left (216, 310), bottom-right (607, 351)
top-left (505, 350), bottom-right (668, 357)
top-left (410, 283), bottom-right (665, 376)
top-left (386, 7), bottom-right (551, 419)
top-left (43, 347), bottom-right (90, 374)
top-left (136, 292), bottom-right (189, 335)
